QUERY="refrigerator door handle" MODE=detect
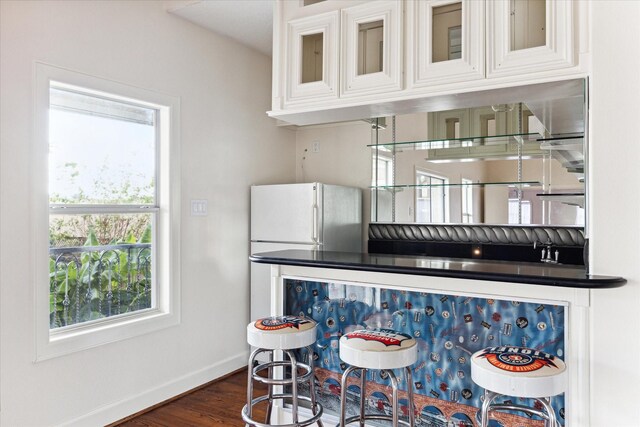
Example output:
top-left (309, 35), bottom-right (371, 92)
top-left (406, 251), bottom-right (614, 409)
top-left (312, 204), bottom-right (318, 243)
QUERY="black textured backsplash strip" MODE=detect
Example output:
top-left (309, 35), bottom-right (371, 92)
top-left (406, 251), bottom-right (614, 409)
top-left (368, 223), bottom-right (585, 266)
top-left (369, 223), bottom-right (585, 246)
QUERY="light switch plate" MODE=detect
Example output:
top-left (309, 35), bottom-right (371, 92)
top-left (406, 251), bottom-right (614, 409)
top-left (191, 199), bottom-right (208, 216)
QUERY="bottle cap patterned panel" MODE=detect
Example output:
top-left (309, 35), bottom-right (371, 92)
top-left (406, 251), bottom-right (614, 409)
top-left (285, 279), bottom-right (567, 425)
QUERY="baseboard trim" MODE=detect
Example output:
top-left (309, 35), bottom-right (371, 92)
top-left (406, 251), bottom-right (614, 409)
top-left (107, 365), bottom-right (249, 426)
top-left (58, 350), bottom-right (249, 427)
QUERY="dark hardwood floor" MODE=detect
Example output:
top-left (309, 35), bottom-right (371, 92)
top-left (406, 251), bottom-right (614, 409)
top-left (112, 368), bottom-right (267, 427)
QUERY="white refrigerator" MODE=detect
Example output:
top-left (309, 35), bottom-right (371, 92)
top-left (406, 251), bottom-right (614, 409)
top-left (250, 183), bottom-right (362, 321)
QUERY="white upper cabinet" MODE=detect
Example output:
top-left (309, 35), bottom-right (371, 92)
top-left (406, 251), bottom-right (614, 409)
top-left (407, 0), bottom-right (484, 88)
top-left (286, 11), bottom-right (339, 105)
top-left (270, 0), bottom-right (585, 124)
top-left (340, 1), bottom-right (403, 98)
top-left (487, 0), bottom-right (576, 77)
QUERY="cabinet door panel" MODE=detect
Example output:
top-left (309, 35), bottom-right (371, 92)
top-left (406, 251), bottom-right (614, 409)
top-left (487, 0), bottom-right (575, 78)
top-left (408, 0), bottom-right (485, 89)
top-left (286, 11), bottom-right (339, 105)
top-left (340, 1), bottom-right (403, 98)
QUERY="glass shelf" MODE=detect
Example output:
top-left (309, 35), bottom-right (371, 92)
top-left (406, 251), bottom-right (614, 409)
top-left (368, 132), bottom-right (543, 151)
top-left (536, 192), bottom-right (585, 208)
top-left (371, 181), bottom-right (542, 190)
top-left (536, 133), bottom-right (584, 142)
top-left (535, 192), bottom-right (584, 196)
top-left (538, 134), bottom-right (584, 152)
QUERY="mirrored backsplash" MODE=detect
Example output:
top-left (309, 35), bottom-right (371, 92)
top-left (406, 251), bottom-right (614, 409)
top-left (370, 98), bottom-right (585, 228)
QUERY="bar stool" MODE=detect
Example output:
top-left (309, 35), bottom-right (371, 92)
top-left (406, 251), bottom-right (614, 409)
top-left (338, 328), bottom-right (417, 427)
top-left (243, 315), bottom-right (324, 427)
top-left (471, 346), bottom-right (566, 427)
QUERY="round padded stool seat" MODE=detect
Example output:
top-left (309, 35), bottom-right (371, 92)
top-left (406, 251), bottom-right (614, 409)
top-left (339, 328), bottom-right (418, 370)
top-left (247, 316), bottom-right (317, 350)
top-left (471, 346), bottom-right (566, 398)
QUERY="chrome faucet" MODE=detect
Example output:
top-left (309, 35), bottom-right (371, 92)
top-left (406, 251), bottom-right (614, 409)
top-left (534, 241), bottom-right (559, 264)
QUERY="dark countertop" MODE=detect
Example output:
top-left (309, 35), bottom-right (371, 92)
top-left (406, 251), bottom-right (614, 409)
top-left (250, 250), bottom-right (626, 289)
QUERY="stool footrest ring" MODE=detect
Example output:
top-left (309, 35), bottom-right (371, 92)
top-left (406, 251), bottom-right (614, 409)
top-left (476, 403), bottom-right (550, 422)
top-left (339, 414), bottom-right (412, 427)
top-left (242, 394), bottom-right (323, 427)
top-left (252, 360), bottom-right (313, 386)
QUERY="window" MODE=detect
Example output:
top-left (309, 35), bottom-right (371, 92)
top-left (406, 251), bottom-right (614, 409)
top-left (49, 84), bottom-right (159, 328)
top-left (372, 154), bottom-right (393, 187)
top-left (461, 179), bottom-right (473, 223)
top-left (416, 170), bottom-right (447, 223)
top-left (508, 198), bottom-right (532, 224)
top-left (35, 63), bottom-right (180, 360)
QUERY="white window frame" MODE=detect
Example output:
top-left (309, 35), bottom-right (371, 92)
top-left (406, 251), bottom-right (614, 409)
top-left (508, 198), bottom-right (532, 225)
top-left (461, 178), bottom-right (473, 223)
top-left (34, 63), bottom-right (181, 361)
top-left (415, 169), bottom-right (449, 223)
top-left (372, 152), bottom-right (393, 187)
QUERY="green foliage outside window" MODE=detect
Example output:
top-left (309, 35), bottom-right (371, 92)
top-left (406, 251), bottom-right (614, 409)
top-left (49, 225), bottom-right (152, 328)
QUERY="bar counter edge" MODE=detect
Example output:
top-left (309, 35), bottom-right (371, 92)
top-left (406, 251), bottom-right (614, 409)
top-left (250, 249), bottom-right (626, 289)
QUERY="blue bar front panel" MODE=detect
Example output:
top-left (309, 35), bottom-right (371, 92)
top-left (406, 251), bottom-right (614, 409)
top-left (284, 278), bottom-right (566, 427)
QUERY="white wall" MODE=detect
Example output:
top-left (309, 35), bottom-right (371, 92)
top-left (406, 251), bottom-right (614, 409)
top-left (589, 1), bottom-right (640, 425)
top-left (295, 121), bottom-right (372, 246)
top-left (0, 1), bottom-right (295, 425)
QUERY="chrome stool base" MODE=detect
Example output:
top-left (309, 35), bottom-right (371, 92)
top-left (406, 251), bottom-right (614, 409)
top-left (338, 366), bottom-right (415, 427)
top-left (476, 390), bottom-right (559, 427)
top-left (244, 347), bottom-right (324, 427)
top-left (341, 414), bottom-right (412, 427)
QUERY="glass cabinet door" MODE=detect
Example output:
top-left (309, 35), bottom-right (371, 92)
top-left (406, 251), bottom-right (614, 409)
top-left (341, 1), bottom-right (403, 98)
top-left (408, 0), bottom-right (484, 88)
top-left (285, 11), bottom-right (338, 105)
top-left (487, 0), bottom-right (575, 78)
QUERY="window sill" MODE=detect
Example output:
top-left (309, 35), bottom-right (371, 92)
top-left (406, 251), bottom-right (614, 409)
top-left (36, 308), bottom-right (180, 362)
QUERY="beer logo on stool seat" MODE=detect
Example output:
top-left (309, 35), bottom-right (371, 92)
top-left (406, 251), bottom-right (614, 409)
top-left (255, 316), bottom-right (311, 331)
top-left (478, 346), bottom-right (559, 373)
top-left (345, 328), bottom-right (412, 347)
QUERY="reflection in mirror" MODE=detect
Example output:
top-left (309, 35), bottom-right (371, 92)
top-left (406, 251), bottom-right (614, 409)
top-left (370, 102), bottom-right (585, 227)
top-left (358, 20), bottom-right (384, 75)
top-left (301, 33), bottom-right (323, 83)
top-left (432, 2), bottom-right (462, 62)
top-left (416, 171), bottom-right (447, 222)
top-left (510, 0), bottom-right (546, 51)
top-left (445, 118), bottom-right (460, 138)
top-left (479, 114), bottom-right (496, 137)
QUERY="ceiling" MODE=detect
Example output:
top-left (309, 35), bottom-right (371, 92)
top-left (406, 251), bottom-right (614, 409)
top-left (167, 0), bottom-right (274, 56)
